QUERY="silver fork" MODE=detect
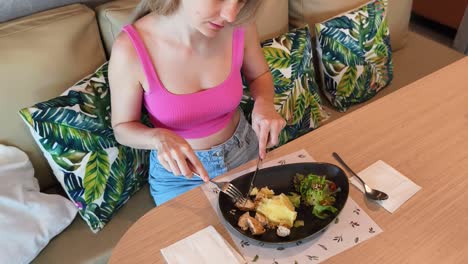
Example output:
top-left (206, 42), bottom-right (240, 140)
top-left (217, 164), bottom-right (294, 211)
top-left (209, 180), bottom-right (247, 204)
top-left (190, 170), bottom-right (247, 204)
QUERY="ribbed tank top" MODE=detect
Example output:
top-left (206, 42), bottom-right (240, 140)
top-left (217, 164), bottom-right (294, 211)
top-left (122, 25), bottom-right (244, 139)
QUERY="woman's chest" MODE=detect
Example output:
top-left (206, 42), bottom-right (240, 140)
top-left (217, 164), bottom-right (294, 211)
top-left (141, 41), bottom-right (234, 94)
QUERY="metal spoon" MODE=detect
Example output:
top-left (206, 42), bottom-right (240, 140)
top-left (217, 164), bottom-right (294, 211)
top-left (332, 152), bottom-right (389, 201)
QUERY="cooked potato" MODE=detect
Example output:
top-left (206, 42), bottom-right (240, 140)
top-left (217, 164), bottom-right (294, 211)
top-left (254, 187), bottom-right (275, 202)
top-left (249, 187), bottom-right (259, 196)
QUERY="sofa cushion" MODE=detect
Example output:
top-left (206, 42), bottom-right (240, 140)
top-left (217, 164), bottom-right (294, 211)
top-left (19, 62), bottom-right (151, 233)
top-left (241, 26), bottom-right (328, 146)
top-left (0, 0), bottom-right (113, 23)
top-left (289, 0), bottom-right (413, 51)
top-left (0, 4), bottom-right (106, 190)
top-left (315, 0), bottom-right (393, 112)
top-left (252, 0), bottom-right (289, 41)
top-left (96, 0), bottom-right (139, 57)
top-left (96, 0), bottom-right (289, 56)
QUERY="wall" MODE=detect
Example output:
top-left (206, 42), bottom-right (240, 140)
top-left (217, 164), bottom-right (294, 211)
top-left (412, 0), bottom-right (468, 29)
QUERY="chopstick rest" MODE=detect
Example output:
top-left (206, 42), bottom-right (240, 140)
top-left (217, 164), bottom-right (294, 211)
top-left (350, 160), bottom-right (421, 213)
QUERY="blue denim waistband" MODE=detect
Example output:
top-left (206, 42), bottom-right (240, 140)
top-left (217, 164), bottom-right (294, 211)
top-left (193, 110), bottom-right (251, 161)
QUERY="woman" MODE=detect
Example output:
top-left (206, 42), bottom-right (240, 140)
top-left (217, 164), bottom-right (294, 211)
top-left (109, 0), bottom-right (285, 205)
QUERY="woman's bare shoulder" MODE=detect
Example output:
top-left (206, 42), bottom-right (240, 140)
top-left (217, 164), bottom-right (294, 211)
top-left (240, 20), bottom-right (258, 39)
top-left (110, 31), bottom-right (138, 64)
top-left (112, 16), bottom-right (160, 57)
top-left (108, 30), bottom-right (143, 89)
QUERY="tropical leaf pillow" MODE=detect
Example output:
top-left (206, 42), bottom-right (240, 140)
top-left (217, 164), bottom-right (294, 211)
top-left (315, 0), bottom-right (393, 112)
top-left (240, 26), bottom-right (328, 146)
top-left (19, 62), bottom-right (150, 233)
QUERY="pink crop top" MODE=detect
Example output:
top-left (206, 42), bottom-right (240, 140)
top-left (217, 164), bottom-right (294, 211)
top-left (122, 25), bottom-right (244, 139)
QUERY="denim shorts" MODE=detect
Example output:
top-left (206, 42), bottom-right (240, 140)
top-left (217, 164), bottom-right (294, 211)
top-left (149, 110), bottom-right (258, 205)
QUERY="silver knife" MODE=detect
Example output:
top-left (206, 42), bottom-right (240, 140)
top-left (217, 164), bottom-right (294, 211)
top-left (246, 156), bottom-right (262, 197)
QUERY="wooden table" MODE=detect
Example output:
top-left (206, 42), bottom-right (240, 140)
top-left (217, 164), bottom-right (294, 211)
top-left (110, 57), bottom-right (468, 264)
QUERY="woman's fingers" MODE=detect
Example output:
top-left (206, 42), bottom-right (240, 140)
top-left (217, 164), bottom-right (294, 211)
top-left (158, 148), bottom-right (208, 181)
top-left (158, 156), bottom-right (172, 172)
top-left (186, 156), bottom-right (210, 182)
top-left (258, 121), bottom-right (271, 159)
top-left (253, 115), bottom-right (286, 159)
top-left (179, 147), bottom-right (209, 181)
top-left (153, 130), bottom-right (209, 180)
top-left (252, 120), bottom-right (266, 159)
top-left (157, 148), bottom-right (186, 176)
top-left (166, 156), bottom-right (181, 176)
top-left (267, 119), bottom-right (285, 147)
top-left (173, 151), bottom-right (194, 178)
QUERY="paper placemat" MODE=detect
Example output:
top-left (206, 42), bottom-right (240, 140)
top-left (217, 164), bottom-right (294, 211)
top-left (201, 150), bottom-right (383, 263)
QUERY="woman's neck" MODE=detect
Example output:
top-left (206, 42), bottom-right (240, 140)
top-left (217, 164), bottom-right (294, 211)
top-left (151, 13), bottom-right (210, 49)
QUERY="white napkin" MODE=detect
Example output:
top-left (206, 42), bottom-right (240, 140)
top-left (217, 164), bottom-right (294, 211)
top-left (161, 225), bottom-right (246, 264)
top-left (350, 160), bottom-right (421, 213)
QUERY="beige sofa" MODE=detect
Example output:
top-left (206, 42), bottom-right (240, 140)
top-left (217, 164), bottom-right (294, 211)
top-left (0, 0), bottom-right (463, 263)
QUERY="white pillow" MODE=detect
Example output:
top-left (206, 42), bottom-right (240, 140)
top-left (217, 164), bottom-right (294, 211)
top-left (0, 144), bottom-right (77, 263)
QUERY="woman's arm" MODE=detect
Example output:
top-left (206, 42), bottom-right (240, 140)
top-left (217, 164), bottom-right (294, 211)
top-left (241, 22), bottom-right (286, 159)
top-left (109, 34), bottom-right (158, 150)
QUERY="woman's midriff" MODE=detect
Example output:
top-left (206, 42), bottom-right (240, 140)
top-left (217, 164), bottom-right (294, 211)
top-left (186, 110), bottom-right (241, 150)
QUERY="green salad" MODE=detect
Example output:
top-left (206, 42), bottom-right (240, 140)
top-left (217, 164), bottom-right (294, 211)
top-left (290, 173), bottom-right (340, 219)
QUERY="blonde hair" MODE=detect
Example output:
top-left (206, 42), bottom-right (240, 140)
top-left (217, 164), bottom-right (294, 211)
top-left (129, 0), bottom-right (262, 25)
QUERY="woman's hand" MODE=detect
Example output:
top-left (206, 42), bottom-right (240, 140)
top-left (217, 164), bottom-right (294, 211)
top-left (239, 22), bottom-right (286, 160)
top-left (251, 100), bottom-right (286, 159)
top-left (152, 128), bottom-right (209, 182)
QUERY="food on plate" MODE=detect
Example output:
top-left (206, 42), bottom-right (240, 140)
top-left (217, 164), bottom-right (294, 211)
top-left (254, 212), bottom-right (268, 226)
top-left (237, 212), bottom-right (250, 231)
top-left (276, 225), bottom-right (291, 237)
top-left (236, 187), bottom-right (297, 236)
top-left (256, 193), bottom-right (297, 228)
top-left (293, 220), bottom-right (304, 228)
top-left (249, 187), bottom-right (259, 196)
top-left (234, 173), bottom-right (340, 237)
top-left (294, 173), bottom-right (340, 219)
top-left (237, 212), bottom-right (266, 235)
top-left (253, 187), bottom-right (274, 202)
top-left (235, 199), bottom-right (255, 211)
top-left (286, 192), bottom-right (301, 208)
top-left (246, 216), bottom-right (266, 235)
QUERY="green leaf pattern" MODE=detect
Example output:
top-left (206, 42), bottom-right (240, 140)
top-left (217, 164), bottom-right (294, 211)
top-left (84, 150), bottom-right (110, 204)
top-left (240, 26), bottom-right (328, 147)
top-left (19, 62), bottom-right (149, 233)
top-left (315, 0), bottom-right (393, 112)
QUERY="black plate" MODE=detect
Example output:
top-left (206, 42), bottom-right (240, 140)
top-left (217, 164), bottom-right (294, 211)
top-left (218, 162), bottom-right (349, 244)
